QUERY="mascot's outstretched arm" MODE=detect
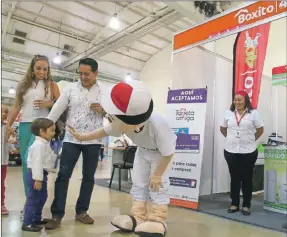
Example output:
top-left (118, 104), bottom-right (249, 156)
top-left (67, 125), bottom-right (108, 141)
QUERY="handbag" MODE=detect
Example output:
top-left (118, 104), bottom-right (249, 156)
top-left (49, 81), bottom-right (67, 139)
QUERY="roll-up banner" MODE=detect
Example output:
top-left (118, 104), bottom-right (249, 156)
top-left (166, 88), bottom-right (207, 210)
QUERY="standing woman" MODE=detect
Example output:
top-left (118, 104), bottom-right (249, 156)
top-left (220, 91), bottom-right (264, 215)
top-left (6, 55), bottom-right (60, 197)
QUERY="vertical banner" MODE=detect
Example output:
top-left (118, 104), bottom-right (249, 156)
top-left (233, 23), bottom-right (271, 108)
top-left (166, 88), bottom-right (207, 210)
top-left (264, 146), bottom-right (287, 214)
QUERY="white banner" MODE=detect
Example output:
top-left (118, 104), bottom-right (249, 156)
top-left (167, 88), bottom-right (207, 210)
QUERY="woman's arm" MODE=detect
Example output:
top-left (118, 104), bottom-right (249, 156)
top-left (52, 82), bottom-right (60, 101)
top-left (220, 126), bottom-right (227, 137)
top-left (35, 82), bottom-right (61, 109)
top-left (255, 127), bottom-right (264, 140)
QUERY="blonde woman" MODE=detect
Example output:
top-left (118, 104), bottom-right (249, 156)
top-left (6, 55), bottom-right (60, 197)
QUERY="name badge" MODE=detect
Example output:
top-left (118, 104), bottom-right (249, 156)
top-left (236, 131), bottom-right (240, 138)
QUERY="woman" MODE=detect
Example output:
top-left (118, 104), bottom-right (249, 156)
top-left (6, 55), bottom-right (60, 197)
top-left (220, 91), bottom-right (264, 215)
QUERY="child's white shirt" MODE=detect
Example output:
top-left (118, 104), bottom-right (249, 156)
top-left (27, 136), bottom-right (56, 181)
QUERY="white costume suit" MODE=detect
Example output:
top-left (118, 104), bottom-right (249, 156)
top-left (105, 114), bottom-right (177, 205)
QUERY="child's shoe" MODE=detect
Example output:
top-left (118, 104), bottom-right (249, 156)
top-left (1, 206), bottom-right (9, 215)
top-left (22, 224), bottom-right (42, 232)
top-left (35, 218), bottom-right (54, 225)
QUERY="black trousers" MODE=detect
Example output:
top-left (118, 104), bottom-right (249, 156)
top-left (51, 142), bottom-right (101, 218)
top-left (224, 149), bottom-right (258, 208)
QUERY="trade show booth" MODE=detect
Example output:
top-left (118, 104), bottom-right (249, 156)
top-left (169, 1), bottom-right (286, 232)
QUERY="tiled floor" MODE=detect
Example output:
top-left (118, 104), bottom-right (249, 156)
top-left (2, 159), bottom-right (285, 237)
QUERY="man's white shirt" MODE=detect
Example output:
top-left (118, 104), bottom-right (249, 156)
top-left (27, 136), bottom-right (56, 181)
top-left (48, 81), bottom-right (104, 145)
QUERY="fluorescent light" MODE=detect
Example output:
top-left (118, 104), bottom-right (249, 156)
top-left (53, 55), bottom-right (61, 64)
top-left (8, 88), bottom-right (16, 94)
top-left (125, 73), bottom-right (132, 81)
top-left (109, 15), bottom-right (119, 29)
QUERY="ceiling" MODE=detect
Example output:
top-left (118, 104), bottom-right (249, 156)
top-left (1, 1), bottom-right (239, 103)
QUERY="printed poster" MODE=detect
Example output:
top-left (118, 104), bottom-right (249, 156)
top-left (166, 88), bottom-right (207, 210)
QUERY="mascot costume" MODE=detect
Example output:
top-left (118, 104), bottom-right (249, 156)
top-left (68, 80), bottom-right (177, 237)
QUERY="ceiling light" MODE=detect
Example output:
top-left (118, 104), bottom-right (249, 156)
top-left (125, 73), bottom-right (132, 81)
top-left (53, 55), bottom-right (61, 64)
top-left (8, 88), bottom-right (16, 94)
top-left (109, 14), bottom-right (119, 30)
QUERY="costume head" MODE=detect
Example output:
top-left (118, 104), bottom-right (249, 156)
top-left (101, 80), bottom-right (153, 133)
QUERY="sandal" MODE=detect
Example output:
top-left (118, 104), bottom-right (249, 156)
top-left (242, 208), bottom-right (251, 216)
top-left (227, 207), bottom-right (239, 213)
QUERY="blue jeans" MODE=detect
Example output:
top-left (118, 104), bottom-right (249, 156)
top-left (51, 142), bottom-right (101, 218)
top-left (23, 169), bottom-right (48, 225)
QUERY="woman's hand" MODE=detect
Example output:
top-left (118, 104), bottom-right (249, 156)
top-left (67, 125), bottom-right (85, 141)
top-left (34, 100), bottom-right (53, 109)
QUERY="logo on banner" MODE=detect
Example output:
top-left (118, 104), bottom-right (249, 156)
top-left (235, 5), bottom-right (275, 24)
top-left (233, 23), bottom-right (270, 108)
top-left (235, 1), bottom-right (286, 24)
top-left (175, 108), bottom-right (195, 122)
top-left (241, 31), bottom-right (261, 100)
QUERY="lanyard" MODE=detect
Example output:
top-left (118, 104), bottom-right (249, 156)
top-left (234, 110), bottom-right (247, 127)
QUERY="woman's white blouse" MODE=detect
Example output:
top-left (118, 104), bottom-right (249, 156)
top-left (21, 80), bottom-right (51, 122)
top-left (221, 109), bottom-right (264, 154)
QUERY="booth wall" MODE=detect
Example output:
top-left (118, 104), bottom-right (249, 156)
top-left (171, 46), bottom-right (274, 195)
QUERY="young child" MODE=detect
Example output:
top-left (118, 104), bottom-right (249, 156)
top-left (22, 118), bottom-right (56, 232)
top-left (1, 105), bottom-right (11, 215)
top-left (68, 81), bottom-right (177, 237)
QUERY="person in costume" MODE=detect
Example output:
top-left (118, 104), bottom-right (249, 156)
top-left (68, 80), bottom-right (177, 237)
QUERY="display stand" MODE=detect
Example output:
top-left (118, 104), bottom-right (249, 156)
top-left (263, 65), bottom-right (287, 214)
top-left (264, 145), bottom-right (287, 214)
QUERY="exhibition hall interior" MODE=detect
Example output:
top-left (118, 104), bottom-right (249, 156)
top-left (1, 1), bottom-right (286, 237)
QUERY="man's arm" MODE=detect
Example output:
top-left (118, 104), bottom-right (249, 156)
top-left (47, 91), bottom-right (69, 122)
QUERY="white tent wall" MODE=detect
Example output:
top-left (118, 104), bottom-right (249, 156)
top-left (272, 85), bottom-right (287, 140)
top-left (140, 45), bottom-right (173, 116)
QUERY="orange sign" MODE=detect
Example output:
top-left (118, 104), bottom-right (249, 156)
top-left (174, 1), bottom-right (287, 51)
top-left (170, 198), bottom-right (199, 210)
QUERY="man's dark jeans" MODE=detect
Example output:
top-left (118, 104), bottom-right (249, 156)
top-left (51, 142), bottom-right (101, 218)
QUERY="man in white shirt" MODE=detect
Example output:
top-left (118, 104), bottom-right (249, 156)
top-left (46, 58), bottom-right (104, 229)
top-left (68, 81), bottom-right (177, 237)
